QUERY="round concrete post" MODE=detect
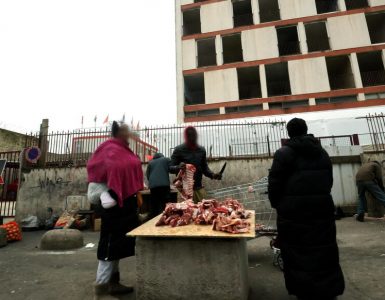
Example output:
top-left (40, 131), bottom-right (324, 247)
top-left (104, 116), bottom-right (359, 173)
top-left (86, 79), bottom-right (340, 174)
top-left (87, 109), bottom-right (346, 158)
top-left (40, 229), bottom-right (84, 250)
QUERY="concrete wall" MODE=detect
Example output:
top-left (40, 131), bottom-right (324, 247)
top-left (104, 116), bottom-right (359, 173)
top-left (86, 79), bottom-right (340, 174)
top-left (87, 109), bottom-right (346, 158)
top-left (204, 68), bottom-right (239, 103)
top-left (201, 1), bottom-right (234, 33)
top-left (16, 168), bottom-right (88, 221)
top-left (16, 147), bottom-right (370, 219)
top-left (0, 129), bottom-right (29, 152)
top-left (180, 0), bottom-right (194, 5)
top-left (279, 0), bottom-right (317, 20)
top-left (242, 27), bottom-right (279, 61)
top-left (182, 39), bottom-right (197, 70)
top-left (175, 0), bottom-right (185, 124)
top-left (369, 0), bottom-right (385, 6)
top-left (328, 14), bottom-right (371, 50)
top-left (288, 57), bottom-right (331, 95)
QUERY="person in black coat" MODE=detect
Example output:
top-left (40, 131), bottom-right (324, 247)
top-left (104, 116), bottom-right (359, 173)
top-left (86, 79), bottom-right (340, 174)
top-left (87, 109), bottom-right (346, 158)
top-left (268, 118), bottom-right (345, 300)
top-left (170, 126), bottom-right (222, 203)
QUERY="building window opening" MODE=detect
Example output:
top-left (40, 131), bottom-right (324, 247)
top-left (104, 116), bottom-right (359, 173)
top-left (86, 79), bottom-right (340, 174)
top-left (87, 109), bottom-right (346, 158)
top-left (184, 74), bottom-right (205, 105)
top-left (183, 9), bottom-right (201, 36)
top-left (197, 38), bottom-right (217, 67)
top-left (365, 92), bottom-right (385, 100)
top-left (232, 0), bottom-right (254, 27)
top-left (315, 0), bottom-right (338, 14)
top-left (357, 51), bottom-right (385, 87)
top-left (326, 55), bottom-right (355, 90)
top-left (282, 100), bottom-right (309, 109)
top-left (366, 12), bottom-right (385, 44)
top-left (269, 102), bottom-right (283, 110)
top-left (225, 104), bottom-right (262, 114)
top-left (316, 95), bottom-right (357, 104)
top-left (265, 62), bottom-right (292, 97)
top-left (258, 0), bottom-right (280, 23)
top-left (277, 25), bottom-right (300, 56)
top-left (222, 33), bottom-right (243, 64)
top-left (345, 0), bottom-right (368, 10)
top-left (237, 66), bottom-right (261, 100)
top-left (305, 21), bottom-right (330, 52)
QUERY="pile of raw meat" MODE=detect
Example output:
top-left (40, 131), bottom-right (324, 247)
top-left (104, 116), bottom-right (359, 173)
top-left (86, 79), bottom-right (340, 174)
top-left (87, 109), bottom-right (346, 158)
top-left (173, 164), bottom-right (196, 200)
top-left (156, 199), bottom-right (251, 234)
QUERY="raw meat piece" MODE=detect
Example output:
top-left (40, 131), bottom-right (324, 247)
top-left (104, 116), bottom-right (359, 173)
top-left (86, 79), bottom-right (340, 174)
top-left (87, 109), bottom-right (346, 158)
top-left (173, 164), bottom-right (196, 200)
top-left (156, 198), bottom-right (251, 234)
top-left (212, 215), bottom-right (251, 234)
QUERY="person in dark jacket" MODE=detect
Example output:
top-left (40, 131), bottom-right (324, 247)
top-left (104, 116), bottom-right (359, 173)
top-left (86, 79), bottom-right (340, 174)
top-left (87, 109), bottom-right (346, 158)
top-left (170, 126), bottom-right (222, 203)
top-left (355, 161), bottom-right (385, 222)
top-left (87, 121), bottom-right (143, 299)
top-left (268, 118), bottom-right (345, 300)
top-left (146, 153), bottom-right (171, 217)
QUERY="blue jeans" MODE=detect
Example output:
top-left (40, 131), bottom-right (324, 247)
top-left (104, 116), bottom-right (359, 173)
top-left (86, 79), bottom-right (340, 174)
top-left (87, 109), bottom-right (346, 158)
top-left (357, 181), bottom-right (385, 215)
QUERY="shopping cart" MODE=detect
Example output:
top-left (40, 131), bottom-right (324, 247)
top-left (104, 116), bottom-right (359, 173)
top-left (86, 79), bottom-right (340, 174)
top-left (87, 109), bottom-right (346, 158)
top-left (207, 177), bottom-right (283, 270)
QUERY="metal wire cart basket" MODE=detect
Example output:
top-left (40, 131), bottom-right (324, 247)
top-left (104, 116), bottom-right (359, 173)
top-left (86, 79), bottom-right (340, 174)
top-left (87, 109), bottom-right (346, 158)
top-left (208, 177), bottom-right (283, 270)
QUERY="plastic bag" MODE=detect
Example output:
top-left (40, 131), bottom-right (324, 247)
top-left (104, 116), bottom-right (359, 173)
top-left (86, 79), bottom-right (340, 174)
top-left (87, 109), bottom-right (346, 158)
top-left (0, 221), bottom-right (22, 241)
top-left (87, 182), bottom-right (108, 205)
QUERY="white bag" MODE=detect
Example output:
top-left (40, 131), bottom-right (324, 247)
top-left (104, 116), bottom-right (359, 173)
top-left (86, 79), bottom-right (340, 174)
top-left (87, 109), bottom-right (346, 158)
top-left (87, 183), bottom-right (108, 205)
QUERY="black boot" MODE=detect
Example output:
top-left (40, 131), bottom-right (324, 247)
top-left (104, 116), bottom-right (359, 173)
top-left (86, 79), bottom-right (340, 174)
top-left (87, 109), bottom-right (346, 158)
top-left (356, 213), bottom-right (365, 222)
top-left (109, 272), bottom-right (134, 295)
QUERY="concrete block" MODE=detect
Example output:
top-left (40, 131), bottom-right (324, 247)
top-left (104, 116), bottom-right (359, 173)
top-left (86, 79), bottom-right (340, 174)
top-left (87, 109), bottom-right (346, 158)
top-left (136, 237), bottom-right (249, 300)
top-left (40, 229), bottom-right (83, 250)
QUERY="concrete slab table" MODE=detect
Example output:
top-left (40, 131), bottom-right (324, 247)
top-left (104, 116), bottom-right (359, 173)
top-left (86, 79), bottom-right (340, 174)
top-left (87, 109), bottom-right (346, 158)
top-left (128, 211), bottom-right (255, 300)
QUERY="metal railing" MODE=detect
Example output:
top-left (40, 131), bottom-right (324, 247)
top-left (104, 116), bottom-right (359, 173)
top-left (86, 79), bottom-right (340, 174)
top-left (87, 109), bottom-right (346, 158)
top-left (361, 113), bottom-right (385, 151)
top-left (0, 151), bottom-right (20, 217)
top-left (24, 120), bottom-right (288, 167)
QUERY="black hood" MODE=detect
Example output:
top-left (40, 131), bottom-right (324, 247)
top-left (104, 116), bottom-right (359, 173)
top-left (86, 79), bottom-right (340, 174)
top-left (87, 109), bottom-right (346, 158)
top-left (286, 134), bottom-right (323, 157)
top-left (153, 153), bottom-right (164, 159)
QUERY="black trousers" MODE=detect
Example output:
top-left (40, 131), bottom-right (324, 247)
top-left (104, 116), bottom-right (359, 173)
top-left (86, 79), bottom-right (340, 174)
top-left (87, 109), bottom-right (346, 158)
top-left (150, 186), bottom-right (171, 218)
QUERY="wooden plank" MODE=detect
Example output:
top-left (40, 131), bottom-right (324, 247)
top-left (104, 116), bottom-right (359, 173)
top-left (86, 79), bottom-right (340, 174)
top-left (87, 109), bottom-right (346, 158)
top-left (128, 211), bottom-right (255, 239)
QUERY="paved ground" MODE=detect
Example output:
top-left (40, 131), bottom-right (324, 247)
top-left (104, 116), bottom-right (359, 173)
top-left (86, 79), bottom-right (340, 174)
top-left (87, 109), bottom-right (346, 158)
top-left (0, 217), bottom-right (384, 300)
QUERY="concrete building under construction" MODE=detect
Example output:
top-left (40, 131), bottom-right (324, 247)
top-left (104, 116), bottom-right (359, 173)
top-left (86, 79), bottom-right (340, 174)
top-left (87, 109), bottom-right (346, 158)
top-left (175, 0), bottom-right (385, 122)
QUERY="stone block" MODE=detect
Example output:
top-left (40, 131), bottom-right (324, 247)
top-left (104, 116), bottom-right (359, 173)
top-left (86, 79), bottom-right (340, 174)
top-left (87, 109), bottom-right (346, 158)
top-left (136, 237), bottom-right (249, 300)
top-left (40, 229), bottom-right (83, 250)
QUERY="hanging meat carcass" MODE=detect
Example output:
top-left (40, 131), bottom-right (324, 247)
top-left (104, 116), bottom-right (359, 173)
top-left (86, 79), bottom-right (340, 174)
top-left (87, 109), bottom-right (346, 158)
top-left (173, 164), bottom-right (196, 200)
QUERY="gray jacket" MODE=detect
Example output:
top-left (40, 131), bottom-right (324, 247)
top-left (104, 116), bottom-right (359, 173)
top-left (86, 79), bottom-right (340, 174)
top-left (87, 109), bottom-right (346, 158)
top-left (146, 153), bottom-right (171, 189)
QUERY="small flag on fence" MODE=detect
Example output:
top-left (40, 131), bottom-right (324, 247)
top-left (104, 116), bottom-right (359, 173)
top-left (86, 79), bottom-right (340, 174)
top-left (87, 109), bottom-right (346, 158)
top-left (103, 114), bottom-right (109, 125)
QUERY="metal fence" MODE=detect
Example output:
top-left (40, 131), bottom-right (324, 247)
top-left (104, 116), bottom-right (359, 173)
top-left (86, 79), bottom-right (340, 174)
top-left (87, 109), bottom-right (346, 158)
top-left (24, 120), bottom-right (288, 167)
top-left (0, 151), bottom-right (20, 217)
top-left (361, 113), bottom-right (385, 151)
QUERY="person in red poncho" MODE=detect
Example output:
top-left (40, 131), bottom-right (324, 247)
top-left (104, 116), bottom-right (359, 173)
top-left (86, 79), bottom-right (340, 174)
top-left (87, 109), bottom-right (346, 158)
top-left (87, 121), bottom-right (143, 298)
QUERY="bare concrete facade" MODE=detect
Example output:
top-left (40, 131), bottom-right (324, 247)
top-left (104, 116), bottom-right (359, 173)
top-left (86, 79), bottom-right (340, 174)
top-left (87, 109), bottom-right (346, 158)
top-left (176, 0), bottom-right (385, 122)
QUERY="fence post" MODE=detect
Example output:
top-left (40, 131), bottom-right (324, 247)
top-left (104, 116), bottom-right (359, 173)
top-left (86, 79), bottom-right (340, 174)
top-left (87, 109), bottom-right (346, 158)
top-left (352, 134), bottom-right (360, 145)
top-left (38, 119), bottom-right (49, 168)
top-left (267, 135), bottom-right (271, 157)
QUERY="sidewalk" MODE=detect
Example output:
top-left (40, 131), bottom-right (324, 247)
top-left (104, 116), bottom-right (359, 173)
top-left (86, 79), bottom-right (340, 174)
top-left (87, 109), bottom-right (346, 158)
top-left (0, 217), bottom-right (384, 300)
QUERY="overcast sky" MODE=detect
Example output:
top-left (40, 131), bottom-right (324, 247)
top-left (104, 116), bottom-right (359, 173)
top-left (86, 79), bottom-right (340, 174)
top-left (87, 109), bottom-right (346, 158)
top-left (0, 1), bottom-right (384, 133)
top-left (0, 0), bottom-right (177, 132)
